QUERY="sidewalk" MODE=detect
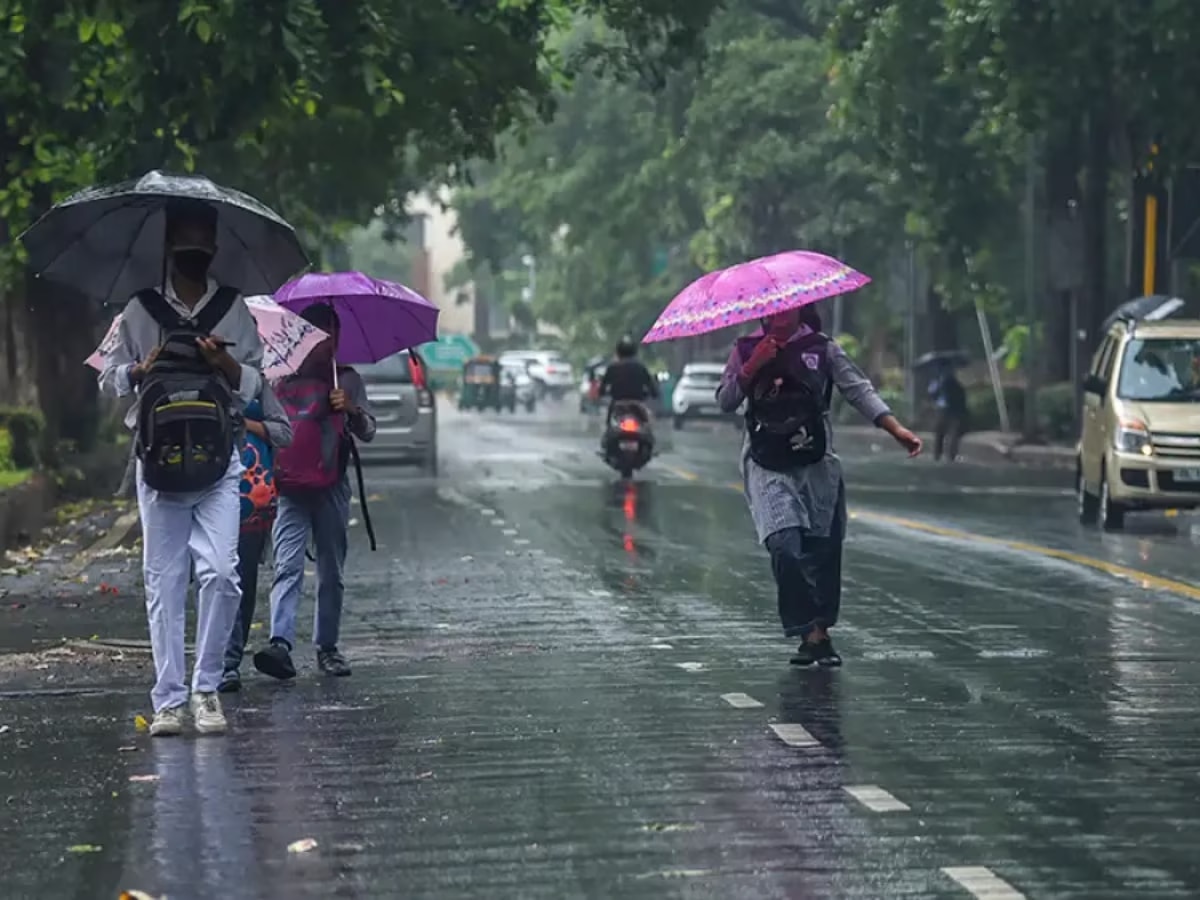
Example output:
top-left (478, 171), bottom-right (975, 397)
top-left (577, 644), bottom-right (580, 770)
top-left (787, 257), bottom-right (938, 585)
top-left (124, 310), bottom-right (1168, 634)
top-left (839, 425), bottom-right (1075, 469)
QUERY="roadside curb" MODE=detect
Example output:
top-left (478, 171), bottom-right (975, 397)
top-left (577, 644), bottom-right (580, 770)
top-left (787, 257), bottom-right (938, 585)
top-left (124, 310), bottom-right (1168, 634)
top-left (67, 638), bottom-right (158, 656)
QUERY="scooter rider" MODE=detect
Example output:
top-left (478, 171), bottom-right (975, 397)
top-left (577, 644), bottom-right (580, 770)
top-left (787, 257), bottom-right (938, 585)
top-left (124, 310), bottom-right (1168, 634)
top-left (599, 336), bottom-right (659, 420)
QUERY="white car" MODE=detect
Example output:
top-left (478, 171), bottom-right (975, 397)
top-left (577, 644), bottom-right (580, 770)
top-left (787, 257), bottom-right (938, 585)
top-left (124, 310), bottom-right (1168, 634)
top-left (500, 361), bottom-right (538, 412)
top-left (500, 350), bottom-right (575, 398)
top-left (672, 362), bottom-right (734, 429)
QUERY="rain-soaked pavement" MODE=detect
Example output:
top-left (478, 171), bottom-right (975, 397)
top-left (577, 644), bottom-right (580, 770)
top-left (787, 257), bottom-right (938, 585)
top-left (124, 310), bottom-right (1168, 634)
top-left (4, 403), bottom-right (1200, 898)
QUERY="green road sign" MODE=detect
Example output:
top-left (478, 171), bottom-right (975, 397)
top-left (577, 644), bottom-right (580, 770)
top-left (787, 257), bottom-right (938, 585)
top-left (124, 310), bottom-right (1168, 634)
top-left (419, 333), bottom-right (480, 370)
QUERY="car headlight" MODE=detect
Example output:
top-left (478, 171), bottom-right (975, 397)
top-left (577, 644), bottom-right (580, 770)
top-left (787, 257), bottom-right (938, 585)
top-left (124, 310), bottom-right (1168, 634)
top-left (1114, 420), bottom-right (1153, 456)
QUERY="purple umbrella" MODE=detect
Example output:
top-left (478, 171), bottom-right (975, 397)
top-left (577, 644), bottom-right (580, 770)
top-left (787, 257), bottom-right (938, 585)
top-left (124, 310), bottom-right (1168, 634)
top-left (274, 271), bottom-right (439, 365)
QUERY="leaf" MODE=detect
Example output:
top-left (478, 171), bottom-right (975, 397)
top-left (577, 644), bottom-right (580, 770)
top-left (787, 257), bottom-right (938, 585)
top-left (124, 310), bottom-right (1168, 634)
top-left (303, 98), bottom-right (317, 117)
top-left (66, 844), bottom-right (103, 854)
top-left (195, 18), bottom-right (212, 43)
top-left (133, 714), bottom-right (149, 732)
top-left (287, 838), bottom-right (319, 854)
top-left (128, 774), bottom-right (159, 783)
top-left (77, 19), bottom-right (97, 43)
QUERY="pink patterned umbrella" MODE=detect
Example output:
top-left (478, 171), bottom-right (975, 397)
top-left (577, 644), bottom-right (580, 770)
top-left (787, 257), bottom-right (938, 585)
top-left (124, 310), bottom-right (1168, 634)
top-left (642, 250), bottom-right (871, 343)
top-left (85, 294), bottom-right (329, 380)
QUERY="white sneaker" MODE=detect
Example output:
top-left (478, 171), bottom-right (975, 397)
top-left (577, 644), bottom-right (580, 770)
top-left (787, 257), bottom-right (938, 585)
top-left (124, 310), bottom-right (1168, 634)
top-left (150, 705), bottom-right (186, 737)
top-left (189, 692), bottom-right (228, 735)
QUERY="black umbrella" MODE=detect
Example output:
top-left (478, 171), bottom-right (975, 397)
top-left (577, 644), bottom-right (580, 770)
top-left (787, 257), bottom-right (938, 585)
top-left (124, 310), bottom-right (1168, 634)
top-left (912, 349), bottom-right (970, 370)
top-left (1101, 295), bottom-right (1185, 333)
top-left (19, 170), bottom-right (309, 305)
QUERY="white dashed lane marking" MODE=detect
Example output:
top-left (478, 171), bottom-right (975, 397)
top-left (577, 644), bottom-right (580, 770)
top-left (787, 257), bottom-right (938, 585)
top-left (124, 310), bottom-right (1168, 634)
top-left (843, 785), bottom-right (910, 813)
top-left (721, 693), bottom-right (764, 709)
top-left (942, 867), bottom-right (1026, 899)
top-left (769, 723), bottom-right (819, 748)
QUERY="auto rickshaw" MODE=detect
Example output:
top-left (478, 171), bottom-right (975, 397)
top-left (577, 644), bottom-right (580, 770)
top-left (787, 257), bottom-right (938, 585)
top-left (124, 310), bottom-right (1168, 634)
top-left (459, 356), bottom-right (503, 412)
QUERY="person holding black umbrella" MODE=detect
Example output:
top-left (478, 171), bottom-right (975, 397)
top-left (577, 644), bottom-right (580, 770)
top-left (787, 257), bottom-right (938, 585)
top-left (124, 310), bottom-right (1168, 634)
top-left (96, 198), bottom-right (268, 736)
top-left (929, 363), bottom-right (968, 462)
top-left (23, 171), bottom-right (308, 738)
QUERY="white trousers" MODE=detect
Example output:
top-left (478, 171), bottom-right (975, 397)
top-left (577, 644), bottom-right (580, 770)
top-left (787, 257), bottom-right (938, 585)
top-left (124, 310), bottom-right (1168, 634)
top-left (136, 455), bottom-right (243, 712)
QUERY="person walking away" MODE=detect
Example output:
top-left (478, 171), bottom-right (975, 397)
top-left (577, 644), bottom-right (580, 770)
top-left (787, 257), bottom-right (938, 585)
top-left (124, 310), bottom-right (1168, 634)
top-left (930, 365), bottom-right (967, 462)
top-left (599, 334), bottom-right (659, 424)
top-left (219, 383), bottom-right (292, 692)
top-left (254, 303), bottom-right (376, 680)
top-left (717, 307), bottom-right (922, 666)
top-left (98, 198), bottom-right (266, 736)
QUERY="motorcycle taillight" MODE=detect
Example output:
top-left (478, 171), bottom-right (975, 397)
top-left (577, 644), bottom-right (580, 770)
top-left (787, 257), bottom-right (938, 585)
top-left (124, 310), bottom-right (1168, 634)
top-left (618, 418), bottom-right (640, 433)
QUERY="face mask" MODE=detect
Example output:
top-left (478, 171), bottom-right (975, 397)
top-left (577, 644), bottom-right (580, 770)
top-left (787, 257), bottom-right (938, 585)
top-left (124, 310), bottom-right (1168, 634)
top-left (171, 247), bottom-right (213, 282)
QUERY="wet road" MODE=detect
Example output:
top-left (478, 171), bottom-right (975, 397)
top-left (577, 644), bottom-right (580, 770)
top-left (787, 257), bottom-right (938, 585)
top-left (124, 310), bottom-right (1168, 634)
top-left (4, 404), bottom-right (1200, 898)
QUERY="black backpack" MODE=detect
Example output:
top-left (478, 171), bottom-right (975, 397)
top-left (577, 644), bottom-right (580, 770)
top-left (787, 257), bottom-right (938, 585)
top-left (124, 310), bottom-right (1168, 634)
top-left (744, 333), bottom-right (833, 472)
top-left (135, 287), bottom-right (240, 493)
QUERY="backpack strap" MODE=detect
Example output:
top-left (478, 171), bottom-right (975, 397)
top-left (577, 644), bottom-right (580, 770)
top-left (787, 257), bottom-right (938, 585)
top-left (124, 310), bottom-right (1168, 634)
top-left (193, 286), bottom-right (240, 335)
top-left (134, 289), bottom-right (183, 333)
top-left (134, 286), bottom-right (239, 336)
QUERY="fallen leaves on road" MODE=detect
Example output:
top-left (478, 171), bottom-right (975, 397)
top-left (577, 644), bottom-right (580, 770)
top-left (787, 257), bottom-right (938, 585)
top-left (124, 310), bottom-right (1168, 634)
top-left (0, 725), bottom-right (10, 735)
top-left (117, 745), bottom-right (138, 753)
top-left (66, 844), bottom-right (103, 854)
top-left (119, 891), bottom-right (163, 900)
top-left (128, 774), bottom-right (158, 783)
top-left (287, 838), bottom-right (319, 854)
top-left (416, 771), bottom-right (434, 780)
top-left (133, 715), bottom-right (149, 732)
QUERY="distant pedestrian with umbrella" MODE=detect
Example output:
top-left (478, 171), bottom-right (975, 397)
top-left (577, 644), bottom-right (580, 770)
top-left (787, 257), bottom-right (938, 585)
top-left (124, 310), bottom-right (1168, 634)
top-left (645, 250), bottom-right (922, 667)
top-left (21, 171), bottom-right (309, 737)
top-left (914, 350), bottom-right (969, 462)
top-left (252, 271), bottom-right (437, 681)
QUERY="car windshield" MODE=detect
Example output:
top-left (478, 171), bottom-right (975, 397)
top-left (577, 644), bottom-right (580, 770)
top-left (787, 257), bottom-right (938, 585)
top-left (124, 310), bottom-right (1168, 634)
top-left (684, 368), bottom-right (722, 384)
top-left (1116, 338), bottom-right (1200, 402)
top-left (356, 353), bottom-right (412, 383)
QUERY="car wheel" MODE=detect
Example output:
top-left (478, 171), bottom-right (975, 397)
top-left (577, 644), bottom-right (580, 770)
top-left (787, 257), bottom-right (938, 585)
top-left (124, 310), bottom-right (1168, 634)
top-left (1099, 467), bottom-right (1125, 531)
top-left (1077, 463), bottom-right (1099, 525)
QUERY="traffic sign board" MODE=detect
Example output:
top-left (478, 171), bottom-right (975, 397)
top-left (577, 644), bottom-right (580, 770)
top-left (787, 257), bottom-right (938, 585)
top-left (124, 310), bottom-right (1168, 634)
top-left (419, 333), bottom-right (480, 370)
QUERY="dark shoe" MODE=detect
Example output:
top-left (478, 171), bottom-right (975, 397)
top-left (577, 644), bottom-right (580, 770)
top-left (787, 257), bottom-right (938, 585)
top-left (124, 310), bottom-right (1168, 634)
top-left (317, 648), bottom-right (352, 677)
top-left (217, 668), bottom-right (242, 693)
top-left (789, 641), bottom-right (822, 667)
top-left (816, 638), bottom-right (843, 668)
top-left (253, 640), bottom-right (296, 680)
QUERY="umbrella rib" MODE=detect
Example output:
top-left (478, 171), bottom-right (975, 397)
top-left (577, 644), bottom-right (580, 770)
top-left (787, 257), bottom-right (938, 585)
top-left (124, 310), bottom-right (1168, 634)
top-left (99, 206), bottom-right (157, 305)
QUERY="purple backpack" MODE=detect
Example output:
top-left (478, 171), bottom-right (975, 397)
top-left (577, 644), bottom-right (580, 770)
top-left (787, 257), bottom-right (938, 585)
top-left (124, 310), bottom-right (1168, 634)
top-left (273, 375), bottom-right (345, 494)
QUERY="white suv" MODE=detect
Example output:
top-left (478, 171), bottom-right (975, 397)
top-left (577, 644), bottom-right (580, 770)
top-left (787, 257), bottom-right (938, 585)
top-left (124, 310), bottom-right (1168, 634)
top-left (500, 350), bottom-right (575, 399)
top-left (672, 362), bottom-right (735, 429)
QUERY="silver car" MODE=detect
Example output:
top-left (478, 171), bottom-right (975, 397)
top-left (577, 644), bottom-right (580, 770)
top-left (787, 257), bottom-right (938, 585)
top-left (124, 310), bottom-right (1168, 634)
top-left (356, 350), bottom-right (438, 474)
top-left (672, 362), bottom-right (734, 429)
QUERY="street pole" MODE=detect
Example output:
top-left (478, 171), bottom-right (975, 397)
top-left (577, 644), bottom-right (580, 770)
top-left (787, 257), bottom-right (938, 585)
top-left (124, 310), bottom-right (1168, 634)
top-left (1023, 134), bottom-right (1040, 440)
top-left (976, 299), bottom-right (1010, 433)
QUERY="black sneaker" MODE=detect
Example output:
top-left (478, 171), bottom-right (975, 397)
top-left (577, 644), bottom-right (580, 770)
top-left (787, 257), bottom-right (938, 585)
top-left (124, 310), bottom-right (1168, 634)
top-left (317, 648), bottom-right (352, 677)
top-left (217, 668), bottom-right (242, 693)
top-left (790, 641), bottom-right (823, 667)
top-left (253, 640), bottom-right (297, 680)
top-left (816, 638), bottom-right (843, 668)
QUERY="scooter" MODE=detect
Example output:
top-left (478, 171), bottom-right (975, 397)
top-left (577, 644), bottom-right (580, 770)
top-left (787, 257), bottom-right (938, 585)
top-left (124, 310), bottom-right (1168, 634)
top-left (601, 401), bottom-right (656, 479)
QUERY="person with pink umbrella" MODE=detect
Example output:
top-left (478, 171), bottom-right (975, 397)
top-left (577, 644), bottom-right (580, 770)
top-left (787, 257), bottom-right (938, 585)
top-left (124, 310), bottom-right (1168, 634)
top-left (645, 250), bottom-right (922, 667)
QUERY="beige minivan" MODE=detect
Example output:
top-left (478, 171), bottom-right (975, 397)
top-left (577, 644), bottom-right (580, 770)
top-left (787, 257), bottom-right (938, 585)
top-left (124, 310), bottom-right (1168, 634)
top-left (1077, 315), bottom-right (1200, 530)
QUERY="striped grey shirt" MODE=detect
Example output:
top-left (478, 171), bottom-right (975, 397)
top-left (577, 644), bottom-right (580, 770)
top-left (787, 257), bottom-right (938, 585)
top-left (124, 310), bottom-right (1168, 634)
top-left (717, 332), bottom-right (891, 543)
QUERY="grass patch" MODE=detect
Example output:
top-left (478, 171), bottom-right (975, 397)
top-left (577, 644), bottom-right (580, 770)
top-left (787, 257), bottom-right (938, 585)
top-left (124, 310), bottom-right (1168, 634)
top-left (0, 469), bottom-right (31, 489)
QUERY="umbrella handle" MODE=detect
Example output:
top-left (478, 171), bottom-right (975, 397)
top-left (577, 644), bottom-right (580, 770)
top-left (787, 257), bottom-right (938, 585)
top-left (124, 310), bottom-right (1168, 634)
top-left (332, 357), bottom-right (339, 390)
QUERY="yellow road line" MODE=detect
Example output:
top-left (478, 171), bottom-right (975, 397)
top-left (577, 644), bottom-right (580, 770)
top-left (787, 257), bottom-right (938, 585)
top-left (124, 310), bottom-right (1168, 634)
top-left (672, 469), bottom-right (1200, 602)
